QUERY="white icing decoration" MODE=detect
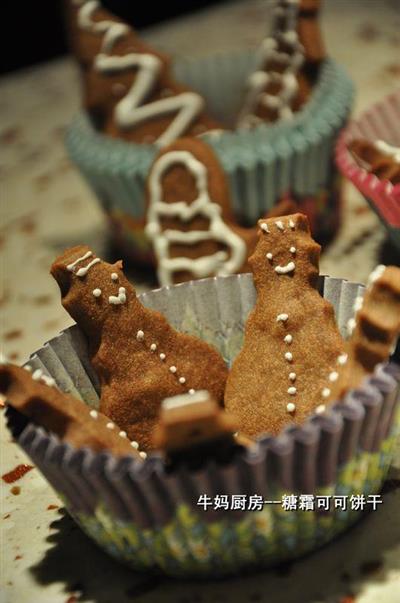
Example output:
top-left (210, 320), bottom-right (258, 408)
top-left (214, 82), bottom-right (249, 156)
top-left (284, 352), bottom-right (293, 362)
top-left (347, 317), bottom-right (356, 335)
top-left (119, 431), bottom-right (127, 438)
top-left (41, 375), bottom-right (56, 387)
top-left (179, 377), bottom-right (186, 384)
top-left (108, 287), bottom-right (126, 305)
top-left (237, 1), bottom-right (304, 129)
top-left (275, 261), bottom-right (295, 274)
top-left (329, 371), bottom-right (339, 382)
top-left (90, 410), bottom-right (98, 419)
top-left (146, 150), bottom-right (247, 285)
top-left (75, 258), bottom-right (101, 277)
top-left (287, 402), bottom-right (296, 413)
top-left (150, 343), bottom-right (157, 351)
top-left (322, 388), bottom-right (331, 398)
top-left (111, 272), bottom-right (119, 281)
top-left (67, 251), bottom-right (92, 272)
top-left (284, 334), bottom-right (293, 344)
top-left (106, 422), bottom-right (115, 430)
top-left (338, 353), bottom-right (348, 366)
top-left (290, 246), bottom-right (296, 254)
top-left (92, 288), bottom-right (102, 297)
top-left (139, 451), bottom-right (147, 459)
top-left (169, 366), bottom-right (177, 373)
top-left (288, 387), bottom-right (297, 395)
top-left (159, 353), bottom-right (166, 361)
top-left (24, 365), bottom-right (32, 372)
top-left (266, 253), bottom-right (273, 261)
top-left (368, 265), bottom-right (386, 285)
top-left (353, 296), bottom-right (364, 312)
top-left (189, 389), bottom-right (196, 395)
top-left (289, 219), bottom-right (295, 229)
top-left (136, 330), bottom-right (145, 341)
top-left (375, 141), bottom-right (400, 163)
top-left (315, 404), bottom-right (326, 414)
top-left (32, 369), bottom-right (43, 381)
top-left (260, 223), bottom-right (269, 233)
top-left (76, 0), bottom-right (204, 146)
top-left (276, 313), bottom-right (289, 322)
top-left (289, 372), bottom-right (296, 381)
top-left (275, 221), bottom-right (285, 231)
top-left (131, 441), bottom-right (139, 449)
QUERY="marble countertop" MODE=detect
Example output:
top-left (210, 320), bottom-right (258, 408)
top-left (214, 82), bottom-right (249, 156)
top-left (1, 1), bottom-right (400, 602)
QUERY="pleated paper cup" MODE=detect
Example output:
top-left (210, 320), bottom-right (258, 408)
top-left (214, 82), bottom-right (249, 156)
top-left (65, 51), bottom-right (353, 264)
top-left (336, 90), bottom-right (400, 249)
top-left (5, 274), bottom-right (400, 577)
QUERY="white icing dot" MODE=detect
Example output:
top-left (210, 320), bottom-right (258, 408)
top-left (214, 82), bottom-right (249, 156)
top-left (179, 377), bottom-right (186, 384)
top-left (159, 353), bottom-right (166, 361)
top-left (24, 365), bottom-right (32, 372)
top-left (315, 404), bottom-right (326, 414)
top-left (92, 288), bottom-right (102, 298)
top-left (347, 318), bottom-right (356, 334)
top-left (338, 353), bottom-right (348, 366)
top-left (150, 343), bottom-right (157, 352)
top-left (285, 352), bottom-right (293, 362)
top-left (322, 388), bottom-right (331, 398)
top-left (260, 223), bottom-right (269, 233)
top-left (287, 402), bottom-right (296, 413)
top-left (284, 334), bottom-right (293, 344)
top-left (41, 375), bottom-right (56, 387)
top-left (139, 451), bottom-right (147, 459)
top-left (111, 273), bottom-right (119, 281)
top-left (329, 371), bottom-right (339, 382)
top-left (136, 330), bottom-right (144, 341)
top-left (32, 369), bottom-right (43, 381)
top-left (189, 389), bottom-right (195, 395)
top-left (289, 219), bottom-right (295, 229)
top-left (287, 387), bottom-right (297, 395)
top-left (266, 253), bottom-right (273, 261)
top-left (90, 410), bottom-right (98, 419)
top-left (289, 372), bottom-right (296, 381)
top-left (169, 366), bottom-right (177, 374)
top-left (353, 296), bottom-right (364, 312)
top-left (131, 441), bottom-right (139, 449)
top-left (106, 422), bottom-right (115, 430)
top-left (290, 247), bottom-right (296, 254)
top-left (119, 431), bottom-right (127, 438)
top-left (276, 221), bottom-right (285, 231)
top-left (368, 264), bottom-right (386, 285)
top-left (277, 313), bottom-right (289, 322)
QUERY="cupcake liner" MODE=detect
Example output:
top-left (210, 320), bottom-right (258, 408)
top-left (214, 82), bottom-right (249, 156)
top-left (336, 90), bottom-right (400, 248)
top-left (6, 275), bottom-right (399, 577)
top-left (66, 52), bottom-right (353, 261)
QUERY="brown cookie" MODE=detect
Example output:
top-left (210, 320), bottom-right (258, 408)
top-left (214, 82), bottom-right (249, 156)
top-left (65, 0), bottom-right (222, 145)
top-left (153, 390), bottom-right (239, 466)
top-left (0, 362), bottom-right (141, 458)
top-left (326, 265), bottom-right (400, 403)
top-left (237, 0), bottom-right (325, 128)
top-left (224, 213), bottom-right (344, 437)
top-left (50, 246), bottom-right (228, 451)
top-left (349, 139), bottom-right (400, 185)
top-left (145, 137), bottom-right (266, 285)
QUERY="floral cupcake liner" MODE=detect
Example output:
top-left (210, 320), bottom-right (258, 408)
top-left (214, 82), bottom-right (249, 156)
top-left (336, 89), bottom-right (400, 248)
top-left (65, 52), bottom-right (353, 261)
top-left (5, 274), bottom-right (399, 577)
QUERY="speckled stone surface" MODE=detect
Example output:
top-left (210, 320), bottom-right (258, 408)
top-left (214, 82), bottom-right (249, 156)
top-left (1, 1), bottom-right (400, 602)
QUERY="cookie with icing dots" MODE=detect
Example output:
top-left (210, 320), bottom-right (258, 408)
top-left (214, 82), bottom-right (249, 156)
top-left (349, 139), bottom-right (400, 185)
top-left (145, 137), bottom-right (270, 285)
top-left (224, 213), bottom-right (344, 437)
top-left (50, 246), bottom-right (228, 451)
top-left (66, 0), bottom-right (222, 146)
top-left (0, 362), bottom-right (142, 458)
top-left (237, 0), bottom-right (325, 128)
top-left (324, 265), bottom-right (400, 405)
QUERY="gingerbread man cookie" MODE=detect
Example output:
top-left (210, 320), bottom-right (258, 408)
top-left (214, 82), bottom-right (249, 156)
top-left (349, 139), bottom-right (400, 185)
top-left (50, 246), bottom-right (228, 451)
top-left (145, 137), bottom-right (271, 285)
top-left (66, 0), bottom-right (222, 145)
top-left (153, 390), bottom-right (239, 466)
top-left (224, 213), bottom-right (343, 437)
top-left (237, 0), bottom-right (325, 128)
top-left (325, 265), bottom-right (400, 404)
top-left (0, 362), bottom-right (141, 458)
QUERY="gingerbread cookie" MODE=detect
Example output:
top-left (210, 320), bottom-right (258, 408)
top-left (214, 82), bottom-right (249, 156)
top-left (237, 0), bottom-right (325, 128)
top-left (153, 390), bottom-right (239, 466)
top-left (50, 246), bottom-right (228, 451)
top-left (224, 213), bottom-right (344, 437)
top-left (325, 265), bottom-right (400, 403)
top-left (145, 137), bottom-right (272, 285)
top-left (0, 362), bottom-right (142, 458)
top-left (66, 0), bottom-right (222, 145)
top-left (349, 139), bottom-right (400, 185)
